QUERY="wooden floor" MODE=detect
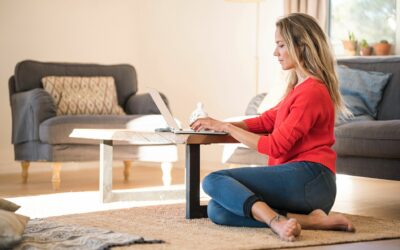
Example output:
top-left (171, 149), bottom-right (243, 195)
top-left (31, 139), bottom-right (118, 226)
top-left (0, 164), bottom-right (399, 249)
top-left (0, 164), bottom-right (198, 197)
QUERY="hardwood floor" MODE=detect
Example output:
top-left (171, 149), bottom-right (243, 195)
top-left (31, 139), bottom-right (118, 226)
top-left (0, 164), bottom-right (399, 249)
top-left (0, 164), bottom-right (196, 197)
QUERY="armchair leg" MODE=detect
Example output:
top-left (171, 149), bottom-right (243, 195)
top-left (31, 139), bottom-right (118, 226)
top-left (52, 162), bottom-right (62, 190)
top-left (123, 160), bottom-right (132, 181)
top-left (161, 162), bottom-right (173, 186)
top-left (21, 161), bottom-right (30, 184)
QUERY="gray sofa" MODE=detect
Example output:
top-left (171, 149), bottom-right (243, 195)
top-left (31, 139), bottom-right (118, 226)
top-left (223, 56), bottom-right (400, 181)
top-left (8, 60), bottom-right (177, 189)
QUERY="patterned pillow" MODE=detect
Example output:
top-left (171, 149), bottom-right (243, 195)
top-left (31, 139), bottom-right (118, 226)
top-left (42, 76), bottom-right (126, 116)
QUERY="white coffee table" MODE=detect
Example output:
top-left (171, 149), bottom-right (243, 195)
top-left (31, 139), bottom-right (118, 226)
top-left (70, 128), bottom-right (237, 219)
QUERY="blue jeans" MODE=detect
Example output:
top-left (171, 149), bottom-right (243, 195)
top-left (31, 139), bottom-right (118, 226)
top-left (202, 161), bottom-right (336, 227)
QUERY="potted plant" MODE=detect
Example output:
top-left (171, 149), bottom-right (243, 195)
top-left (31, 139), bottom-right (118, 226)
top-left (373, 40), bottom-right (391, 56)
top-left (359, 39), bottom-right (372, 56)
top-left (342, 32), bottom-right (357, 56)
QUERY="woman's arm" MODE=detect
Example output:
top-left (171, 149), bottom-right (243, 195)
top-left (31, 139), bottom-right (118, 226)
top-left (190, 118), bottom-right (261, 150)
top-left (230, 121), bottom-right (249, 130)
top-left (224, 122), bottom-right (261, 150)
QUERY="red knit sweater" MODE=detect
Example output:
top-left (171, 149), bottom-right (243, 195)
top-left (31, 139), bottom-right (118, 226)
top-left (244, 77), bottom-right (336, 173)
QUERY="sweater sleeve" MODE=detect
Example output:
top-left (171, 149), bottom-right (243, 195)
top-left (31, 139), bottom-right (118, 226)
top-left (243, 103), bottom-right (280, 133)
top-left (257, 90), bottom-right (324, 158)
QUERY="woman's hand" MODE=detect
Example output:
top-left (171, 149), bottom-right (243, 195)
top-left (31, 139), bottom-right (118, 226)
top-left (191, 118), bottom-right (260, 150)
top-left (190, 117), bottom-right (229, 132)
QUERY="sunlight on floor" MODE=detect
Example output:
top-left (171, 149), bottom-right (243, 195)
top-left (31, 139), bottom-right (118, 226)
top-left (8, 184), bottom-right (210, 219)
top-left (8, 185), bottom-right (178, 218)
top-left (336, 174), bottom-right (354, 193)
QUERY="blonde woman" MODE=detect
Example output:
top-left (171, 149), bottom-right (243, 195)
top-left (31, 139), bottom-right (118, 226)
top-left (191, 13), bottom-right (355, 241)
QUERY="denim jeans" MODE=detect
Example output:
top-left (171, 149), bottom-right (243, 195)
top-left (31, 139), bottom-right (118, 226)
top-left (202, 161), bottom-right (336, 227)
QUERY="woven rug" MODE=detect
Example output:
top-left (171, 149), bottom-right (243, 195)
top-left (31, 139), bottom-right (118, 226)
top-left (45, 203), bottom-right (400, 250)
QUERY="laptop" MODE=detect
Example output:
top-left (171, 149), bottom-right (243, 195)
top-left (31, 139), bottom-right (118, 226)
top-left (148, 88), bottom-right (227, 135)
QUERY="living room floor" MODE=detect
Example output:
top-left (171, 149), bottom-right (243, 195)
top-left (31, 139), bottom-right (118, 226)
top-left (0, 163), bottom-right (399, 249)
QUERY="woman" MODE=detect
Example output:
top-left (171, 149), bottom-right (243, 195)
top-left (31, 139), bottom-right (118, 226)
top-left (190, 13), bottom-right (355, 242)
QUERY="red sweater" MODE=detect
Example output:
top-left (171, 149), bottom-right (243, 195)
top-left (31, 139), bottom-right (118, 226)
top-left (244, 77), bottom-right (336, 173)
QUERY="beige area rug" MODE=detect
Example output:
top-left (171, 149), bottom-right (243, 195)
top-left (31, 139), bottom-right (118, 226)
top-left (47, 203), bottom-right (400, 250)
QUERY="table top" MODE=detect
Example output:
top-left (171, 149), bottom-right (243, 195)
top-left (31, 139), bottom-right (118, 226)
top-left (70, 129), bottom-right (238, 145)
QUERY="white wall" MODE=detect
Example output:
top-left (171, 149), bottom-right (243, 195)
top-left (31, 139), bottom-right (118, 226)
top-left (0, 0), bottom-right (284, 173)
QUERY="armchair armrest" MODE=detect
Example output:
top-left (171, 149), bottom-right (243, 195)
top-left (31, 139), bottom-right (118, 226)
top-left (11, 88), bottom-right (56, 144)
top-left (125, 92), bottom-right (170, 115)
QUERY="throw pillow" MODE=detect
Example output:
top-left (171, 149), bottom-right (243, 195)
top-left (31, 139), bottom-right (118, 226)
top-left (337, 65), bottom-right (391, 122)
top-left (0, 209), bottom-right (29, 249)
top-left (42, 76), bottom-right (126, 116)
top-left (257, 83), bottom-right (287, 114)
top-left (0, 198), bottom-right (20, 212)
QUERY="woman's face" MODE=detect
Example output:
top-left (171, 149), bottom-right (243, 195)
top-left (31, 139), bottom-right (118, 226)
top-left (274, 28), bottom-right (295, 70)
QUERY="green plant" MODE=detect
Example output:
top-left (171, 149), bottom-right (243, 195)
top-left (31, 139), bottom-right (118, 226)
top-left (360, 39), bottom-right (369, 48)
top-left (348, 31), bottom-right (356, 41)
top-left (379, 40), bottom-right (389, 44)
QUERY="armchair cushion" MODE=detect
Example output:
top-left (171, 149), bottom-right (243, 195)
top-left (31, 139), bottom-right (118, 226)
top-left (42, 76), bottom-right (125, 116)
top-left (39, 115), bottom-right (168, 145)
top-left (39, 115), bottom-right (140, 144)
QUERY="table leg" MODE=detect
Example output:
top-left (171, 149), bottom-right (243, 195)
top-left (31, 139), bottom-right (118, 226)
top-left (100, 140), bottom-right (113, 202)
top-left (185, 144), bottom-right (208, 219)
top-left (98, 139), bottom-right (185, 203)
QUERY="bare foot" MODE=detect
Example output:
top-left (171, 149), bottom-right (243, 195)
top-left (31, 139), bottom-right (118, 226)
top-left (309, 209), bottom-right (356, 232)
top-left (270, 217), bottom-right (301, 242)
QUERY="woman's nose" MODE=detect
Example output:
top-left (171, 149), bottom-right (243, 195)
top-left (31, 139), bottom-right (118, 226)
top-left (273, 48), bottom-right (278, 56)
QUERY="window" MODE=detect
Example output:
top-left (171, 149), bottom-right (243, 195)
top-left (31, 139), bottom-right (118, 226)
top-left (329, 0), bottom-right (397, 56)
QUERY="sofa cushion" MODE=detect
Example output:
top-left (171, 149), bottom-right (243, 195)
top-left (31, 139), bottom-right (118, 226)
top-left (337, 65), bottom-right (391, 122)
top-left (0, 210), bottom-right (29, 249)
top-left (39, 114), bottom-right (169, 145)
top-left (42, 76), bottom-right (125, 116)
top-left (334, 120), bottom-right (400, 158)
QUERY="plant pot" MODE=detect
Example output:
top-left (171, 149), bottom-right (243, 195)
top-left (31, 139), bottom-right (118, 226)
top-left (360, 47), bottom-right (372, 56)
top-left (342, 40), bottom-right (357, 56)
top-left (373, 43), bottom-right (391, 56)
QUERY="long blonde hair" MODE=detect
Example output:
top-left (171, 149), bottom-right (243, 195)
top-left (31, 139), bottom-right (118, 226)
top-left (276, 13), bottom-right (348, 116)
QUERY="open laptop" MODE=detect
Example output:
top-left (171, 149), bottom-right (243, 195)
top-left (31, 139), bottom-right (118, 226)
top-left (148, 88), bottom-right (227, 135)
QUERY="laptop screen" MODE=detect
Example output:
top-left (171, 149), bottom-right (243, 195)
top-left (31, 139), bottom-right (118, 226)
top-left (148, 88), bottom-right (181, 130)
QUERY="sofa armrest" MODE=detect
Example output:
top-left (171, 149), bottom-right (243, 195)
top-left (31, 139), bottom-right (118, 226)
top-left (245, 93), bottom-right (267, 115)
top-left (125, 92), bottom-right (170, 115)
top-left (11, 88), bottom-right (57, 144)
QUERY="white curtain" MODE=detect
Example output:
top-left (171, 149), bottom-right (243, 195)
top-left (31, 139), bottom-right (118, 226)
top-left (284, 0), bottom-right (328, 31)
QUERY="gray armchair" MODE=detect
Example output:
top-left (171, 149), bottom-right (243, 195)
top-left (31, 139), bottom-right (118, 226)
top-left (9, 60), bottom-right (177, 189)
